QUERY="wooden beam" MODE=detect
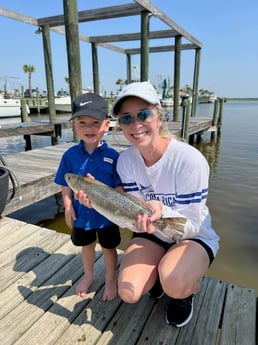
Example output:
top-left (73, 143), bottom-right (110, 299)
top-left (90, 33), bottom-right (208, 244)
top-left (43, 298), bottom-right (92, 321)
top-left (133, 0), bottom-right (202, 47)
top-left (0, 7), bottom-right (126, 54)
top-left (0, 5), bottom-right (200, 53)
top-left (37, 3), bottom-right (142, 26)
top-left (0, 7), bottom-right (38, 25)
top-left (53, 27), bottom-right (126, 54)
top-left (125, 43), bottom-right (196, 55)
top-left (89, 29), bottom-right (178, 43)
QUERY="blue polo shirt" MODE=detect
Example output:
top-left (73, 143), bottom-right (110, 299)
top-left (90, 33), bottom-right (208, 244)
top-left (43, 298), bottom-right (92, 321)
top-left (54, 140), bottom-right (121, 230)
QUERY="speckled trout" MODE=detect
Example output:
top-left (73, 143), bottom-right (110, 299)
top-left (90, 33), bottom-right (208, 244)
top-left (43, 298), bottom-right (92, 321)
top-left (65, 173), bottom-right (186, 243)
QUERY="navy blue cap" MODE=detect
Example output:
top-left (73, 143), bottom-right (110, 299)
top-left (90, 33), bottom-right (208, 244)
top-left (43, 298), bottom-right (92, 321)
top-left (70, 92), bottom-right (108, 120)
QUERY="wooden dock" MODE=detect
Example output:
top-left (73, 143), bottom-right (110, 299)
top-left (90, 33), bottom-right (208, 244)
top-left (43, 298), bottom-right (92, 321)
top-left (25, 97), bottom-right (49, 112)
top-left (0, 120), bottom-right (72, 139)
top-left (2, 142), bottom-right (72, 216)
top-left (0, 116), bottom-right (213, 145)
top-left (0, 216), bottom-right (256, 345)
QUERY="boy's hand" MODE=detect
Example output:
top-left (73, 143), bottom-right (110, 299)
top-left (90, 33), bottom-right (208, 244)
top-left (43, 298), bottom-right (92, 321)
top-left (74, 173), bottom-right (94, 208)
top-left (74, 190), bottom-right (93, 208)
top-left (64, 206), bottom-right (76, 229)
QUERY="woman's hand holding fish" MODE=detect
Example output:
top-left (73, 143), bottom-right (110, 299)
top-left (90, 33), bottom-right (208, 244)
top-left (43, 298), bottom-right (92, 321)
top-left (135, 200), bottom-right (163, 233)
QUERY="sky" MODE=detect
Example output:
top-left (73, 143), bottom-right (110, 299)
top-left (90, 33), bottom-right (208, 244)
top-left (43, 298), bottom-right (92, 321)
top-left (0, 0), bottom-right (257, 98)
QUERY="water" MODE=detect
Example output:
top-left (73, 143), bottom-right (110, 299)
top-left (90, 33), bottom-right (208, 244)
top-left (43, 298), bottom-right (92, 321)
top-left (1, 101), bottom-right (258, 293)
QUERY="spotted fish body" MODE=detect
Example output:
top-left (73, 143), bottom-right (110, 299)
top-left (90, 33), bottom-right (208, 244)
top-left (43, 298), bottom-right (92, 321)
top-left (64, 173), bottom-right (186, 243)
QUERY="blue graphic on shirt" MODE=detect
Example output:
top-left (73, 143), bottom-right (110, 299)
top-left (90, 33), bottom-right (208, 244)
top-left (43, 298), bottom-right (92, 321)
top-left (139, 184), bottom-right (176, 208)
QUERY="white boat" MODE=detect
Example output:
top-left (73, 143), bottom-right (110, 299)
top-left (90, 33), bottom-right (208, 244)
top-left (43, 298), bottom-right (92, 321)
top-left (208, 94), bottom-right (218, 103)
top-left (160, 98), bottom-right (173, 107)
top-left (54, 88), bottom-right (95, 113)
top-left (54, 96), bottom-right (71, 113)
top-left (0, 98), bottom-right (21, 117)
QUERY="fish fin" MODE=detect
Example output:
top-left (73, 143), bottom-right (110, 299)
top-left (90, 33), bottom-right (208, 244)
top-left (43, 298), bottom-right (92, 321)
top-left (154, 217), bottom-right (187, 242)
top-left (163, 217), bottom-right (186, 232)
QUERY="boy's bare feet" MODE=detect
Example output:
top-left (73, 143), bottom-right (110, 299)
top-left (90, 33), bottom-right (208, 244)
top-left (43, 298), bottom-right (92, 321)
top-left (75, 276), bottom-right (93, 297)
top-left (102, 279), bottom-right (117, 301)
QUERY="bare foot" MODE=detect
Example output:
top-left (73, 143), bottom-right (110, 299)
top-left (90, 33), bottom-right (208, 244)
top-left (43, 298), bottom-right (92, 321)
top-left (102, 279), bottom-right (117, 301)
top-left (75, 276), bottom-right (93, 297)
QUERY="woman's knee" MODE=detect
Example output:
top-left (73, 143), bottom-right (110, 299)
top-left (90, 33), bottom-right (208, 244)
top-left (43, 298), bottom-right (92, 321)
top-left (118, 281), bottom-right (142, 303)
top-left (160, 270), bottom-right (201, 299)
top-left (158, 262), bottom-right (197, 298)
top-left (161, 275), bottom-right (187, 298)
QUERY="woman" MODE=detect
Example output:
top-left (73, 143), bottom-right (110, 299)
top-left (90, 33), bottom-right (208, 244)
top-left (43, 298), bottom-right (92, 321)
top-left (111, 81), bottom-right (219, 327)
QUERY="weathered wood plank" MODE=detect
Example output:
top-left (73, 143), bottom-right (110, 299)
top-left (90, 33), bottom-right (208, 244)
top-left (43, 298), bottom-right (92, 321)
top-left (0, 222), bottom-right (64, 268)
top-left (13, 251), bottom-right (105, 345)
top-left (0, 239), bottom-right (80, 319)
top-left (2, 143), bottom-right (73, 215)
top-left (38, 4), bottom-right (143, 26)
top-left (0, 121), bottom-right (73, 138)
top-left (219, 284), bottom-right (257, 345)
top-left (17, 252), bottom-right (123, 345)
top-left (0, 226), bottom-right (69, 293)
top-left (175, 277), bottom-right (227, 345)
top-left (0, 217), bottom-right (33, 248)
top-left (0, 255), bottom-right (83, 344)
top-left (137, 295), bottom-right (180, 345)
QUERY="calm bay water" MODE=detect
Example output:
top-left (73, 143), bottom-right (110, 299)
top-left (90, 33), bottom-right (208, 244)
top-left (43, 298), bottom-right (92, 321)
top-left (1, 101), bottom-right (258, 293)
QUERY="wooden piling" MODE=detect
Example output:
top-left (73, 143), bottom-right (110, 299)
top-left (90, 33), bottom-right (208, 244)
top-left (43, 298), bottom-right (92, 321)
top-left (211, 99), bottom-right (219, 141)
top-left (20, 98), bottom-right (32, 151)
top-left (181, 98), bottom-right (190, 140)
top-left (217, 98), bottom-right (224, 137)
top-left (20, 99), bottom-right (29, 123)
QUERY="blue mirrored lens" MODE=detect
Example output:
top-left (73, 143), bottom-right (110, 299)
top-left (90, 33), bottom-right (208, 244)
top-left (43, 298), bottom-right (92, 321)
top-left (118, 114), bottom-right (134, 125)
top-left (119, 109), bottom-right (153, 125)
top-left (137, 109), bottom-right (152, 121)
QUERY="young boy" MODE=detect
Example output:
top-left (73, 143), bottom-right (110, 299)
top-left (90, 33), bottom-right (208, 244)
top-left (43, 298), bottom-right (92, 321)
top-left (54, 92), bottom-right (121, 301)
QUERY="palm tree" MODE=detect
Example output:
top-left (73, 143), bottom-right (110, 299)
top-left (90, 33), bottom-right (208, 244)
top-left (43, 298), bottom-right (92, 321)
top-left (115, 78), bottom-right (124, 91)
top-left (23, 64), bottom-right (35, 97)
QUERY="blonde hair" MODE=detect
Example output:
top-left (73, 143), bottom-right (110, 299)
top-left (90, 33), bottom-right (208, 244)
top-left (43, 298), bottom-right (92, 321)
top-left (156, 104), bottom-right (174, 139)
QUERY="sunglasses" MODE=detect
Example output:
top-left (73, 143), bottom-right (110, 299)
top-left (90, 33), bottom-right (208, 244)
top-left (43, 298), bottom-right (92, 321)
top-left (118, 109), bottom-right (153, 126)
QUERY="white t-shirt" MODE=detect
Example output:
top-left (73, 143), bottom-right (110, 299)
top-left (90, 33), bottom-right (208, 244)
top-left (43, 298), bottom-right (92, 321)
top-left (117, 138), bottom-right (219, 256)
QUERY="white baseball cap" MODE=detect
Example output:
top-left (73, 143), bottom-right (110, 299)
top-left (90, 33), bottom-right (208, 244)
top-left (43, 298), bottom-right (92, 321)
top-left (112, 81), bottom-right (160, 116)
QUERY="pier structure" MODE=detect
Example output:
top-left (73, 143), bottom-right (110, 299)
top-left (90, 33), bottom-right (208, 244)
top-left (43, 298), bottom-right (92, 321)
top-left (1, 0), bottom-right (202, 124)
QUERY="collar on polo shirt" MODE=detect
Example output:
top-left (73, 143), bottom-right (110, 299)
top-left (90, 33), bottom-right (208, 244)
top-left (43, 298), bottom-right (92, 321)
top-left (79, 140), bottom-right (108, 154)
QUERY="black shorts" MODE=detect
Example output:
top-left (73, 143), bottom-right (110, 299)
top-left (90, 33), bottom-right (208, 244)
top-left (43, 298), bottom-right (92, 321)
top-left (132, 232), bottom-right (214, 266)
top-left (72, 225), bottom-right (121, 249)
